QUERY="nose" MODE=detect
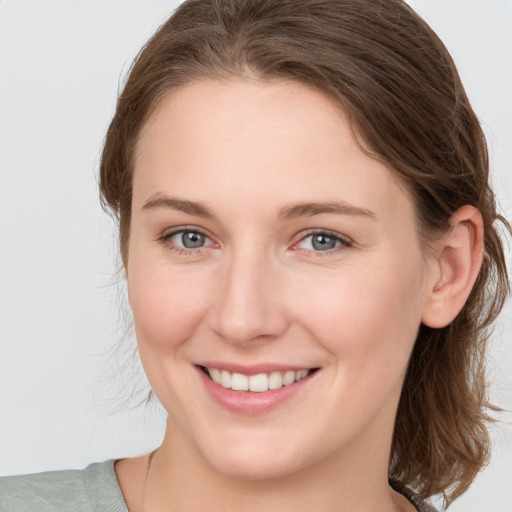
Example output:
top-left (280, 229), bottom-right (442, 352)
top-left (209, 248), bottom-right (289, 346)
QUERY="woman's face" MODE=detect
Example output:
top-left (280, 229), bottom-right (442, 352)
top-left (128, 79), bottom-right (435, 478)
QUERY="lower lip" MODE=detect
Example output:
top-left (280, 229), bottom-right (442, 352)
top-left (197, 367), bottom-right (317, 414)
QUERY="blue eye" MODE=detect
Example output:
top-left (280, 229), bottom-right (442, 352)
top-left (163, 229), bottom-right (212, 250)
top-left (297, 232), bottom-right (349, 252)
top-left (310, 234), bottom-right (339, 251)
top-left (178, 231), bottom-right (206, 249)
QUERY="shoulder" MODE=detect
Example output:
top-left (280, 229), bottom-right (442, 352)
top-left (0, 460), bottom-right (128, 512)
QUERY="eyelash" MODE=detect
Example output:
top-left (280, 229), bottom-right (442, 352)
top-left (293, 230), bottom-right (352, 256)
top-left (157, 228), bottom-right (352, 256)
top-left (158, 227), bottom-right (214, 255)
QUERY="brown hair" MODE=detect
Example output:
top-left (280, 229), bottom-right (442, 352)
top-left (99, 0), bottom-right (510, 504)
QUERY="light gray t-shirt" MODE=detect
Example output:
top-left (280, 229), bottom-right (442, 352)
top-left (0, 460), bottom-right (127, 512)
top-left (0, 459), bottom-right (439, 511)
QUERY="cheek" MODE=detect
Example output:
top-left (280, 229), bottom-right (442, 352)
top-left (127, 261), bottom-right (217, 410)
top-left (294, 258), bottom-right (425, 376)
top-left (128, 261), bottom-right (212, 352)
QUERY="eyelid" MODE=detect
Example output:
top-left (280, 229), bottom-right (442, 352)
top-left (157, 226), bottom-right (218, 252)
top-left (292, 229), bottom-right (353, 252)
top-left (158, 225), bottom-right (209, 240)
top-left (156, 226), bottom-right (352, 255)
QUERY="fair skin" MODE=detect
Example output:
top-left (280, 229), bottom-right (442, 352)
top-left (115, 79), bottom-right (483, 512)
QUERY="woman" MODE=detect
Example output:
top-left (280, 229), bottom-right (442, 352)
top-left (1, 1), bottom-right (509, 511)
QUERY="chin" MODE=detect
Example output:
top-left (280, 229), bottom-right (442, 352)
top-left (208, 451), bottom-right (304, 481)
top-left (196, 428), bottom-right (321, 481)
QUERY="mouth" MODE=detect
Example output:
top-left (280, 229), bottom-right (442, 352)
top-left (198, 365), bottom-right (319, 393)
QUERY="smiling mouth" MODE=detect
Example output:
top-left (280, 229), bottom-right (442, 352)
top-left (198, 366), bottom-right (319, 393)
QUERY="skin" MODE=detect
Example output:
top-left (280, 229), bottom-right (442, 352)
top-left (115, 78), bottom-right (483, 512)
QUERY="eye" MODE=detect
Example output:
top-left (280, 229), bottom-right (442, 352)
top-left (174, 230), bottom-right (207, 249)
top-left (294, 231), bottom-right (351, 253)
top-left (160, 228), bottom-right (216, 252)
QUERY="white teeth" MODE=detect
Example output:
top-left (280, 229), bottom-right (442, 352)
top-left (205, 367), bottom-right (312, 392)
top-left (248, 373), bottom-right (268, 392)
top-left (268, 371), bottom-right (283, 390)
top-left (220, 370), bottom-right (231, 388)
top-left (209, 368), bottom-right (221, 384)
top-left (282, 370), bottom-right (296, 386)
top-left (231, 372), bottom-right (249, 391)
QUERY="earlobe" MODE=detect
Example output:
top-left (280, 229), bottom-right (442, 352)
top-left (421, 206), bottom-right (484, 329)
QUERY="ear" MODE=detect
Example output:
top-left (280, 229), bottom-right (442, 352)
top-left (421, 205), bottom-right (484, 329)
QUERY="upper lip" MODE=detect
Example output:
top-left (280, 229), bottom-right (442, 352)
top-left (196, 361), bottom-right (319, 376)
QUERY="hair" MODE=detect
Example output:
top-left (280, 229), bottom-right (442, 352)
top-left (99, 0), bottom-right (510, 505)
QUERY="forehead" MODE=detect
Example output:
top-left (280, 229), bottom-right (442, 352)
top-left (135, 78), bottom-right (349, 167)
top-left (133, 79), bottom-right (414, 223)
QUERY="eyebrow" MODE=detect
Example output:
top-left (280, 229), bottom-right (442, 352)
top-left (142, 195), bottom-right (214, 218)
top-left (142, 195), bottom-right (376, 220)
top-left (278, 201), bottom-right (376, 220)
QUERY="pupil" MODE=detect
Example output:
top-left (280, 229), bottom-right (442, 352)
top-left (182, 231), bottom-right (205, 249)
top-left (312, 234), bottom-right (336, 251)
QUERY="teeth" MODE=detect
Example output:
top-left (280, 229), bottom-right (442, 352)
top-left (231, 373), bottom-right (249, 391)
top-left (220, 370), bottom-right (231, 388)
top-left (282, 370), bottom-right (296, 386)
top-left (209, 368), bottom-right (221, 384)
top-left (248, 373), bottom-right (268, 392)
top-left (206, 367), bottom-right (312, 392)
top-left (268, 371), bottom-right (283, 390)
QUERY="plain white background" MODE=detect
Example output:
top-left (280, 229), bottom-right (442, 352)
top-left (0, 1), bottom-right (511, 510)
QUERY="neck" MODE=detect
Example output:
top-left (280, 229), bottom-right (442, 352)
top-left (141, 419), bottom-right (406, 512)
